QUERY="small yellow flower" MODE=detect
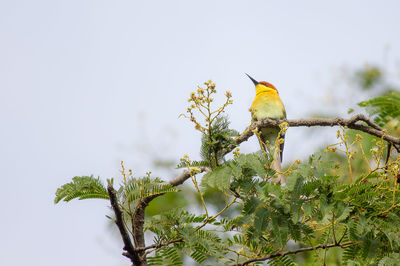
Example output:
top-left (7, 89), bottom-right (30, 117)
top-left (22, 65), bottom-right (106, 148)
top-left (233, 148), bottom-right (241, 158)
top-left (328, 147), bottom-right (337, 152)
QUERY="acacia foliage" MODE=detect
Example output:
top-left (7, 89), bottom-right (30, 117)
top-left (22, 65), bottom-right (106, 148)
top-left (55, 81), bottom-right (400, 265)
top-left (359, 91), bottom-right (400, 128)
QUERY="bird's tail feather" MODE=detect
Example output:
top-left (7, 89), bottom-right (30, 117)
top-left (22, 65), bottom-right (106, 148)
top-left (271, 154), bottom-right (286, 185)
top-left (257, 135), bottom-right (286, 185)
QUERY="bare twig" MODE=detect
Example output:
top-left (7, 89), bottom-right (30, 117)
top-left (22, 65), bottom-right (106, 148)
top-left (195, 196), bottom-right (237, 231)
top-left (237, 241), bottom-right (358, 265)
top-left (168, 166), bottom-right (211, 187)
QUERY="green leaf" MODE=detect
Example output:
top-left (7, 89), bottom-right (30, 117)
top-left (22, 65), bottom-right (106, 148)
top-left (201, 165), bottom-right (232, 192)
top-left (254, 207), bottom-right (269, 232)
top-left (157, 247), bottom-right (183, 266)
top-left (235, 152), bottom-right (268, 178)
top-left (378, 253), bottom-right (400, 266)
top-left (271, 215), bottom-right (288, 247)
top-left (175, 160), bottom-right (210, 169)
top-left (125, 177), bottom-right (179, 202)
top-left (289, 175), bottom-right (304, 223)
top-left (54, 176), bottom-right (109, 203)
top-left (355, 65), bottom-right (382, 90)
top-left (200, 115), bottom-right (239, 167)
top-left (358, 91), bottom-right (400, 127)
top-left (243, 196), bottom-right (260, 215)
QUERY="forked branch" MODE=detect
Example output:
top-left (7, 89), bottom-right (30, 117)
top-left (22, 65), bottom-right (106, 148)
top-left (127, 166), bottom-right (211, 264)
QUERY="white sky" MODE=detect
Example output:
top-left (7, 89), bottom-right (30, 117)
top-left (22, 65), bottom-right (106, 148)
top-left (1, 1), bottom-right (400, 265)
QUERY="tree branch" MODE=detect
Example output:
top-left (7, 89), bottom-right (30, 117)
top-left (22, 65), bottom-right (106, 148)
top-left (131, 197), bottom-right (154, 265)
top-left (107, 185), bottom-right (141, 266)
top-left (140, 114), bottom-right (398, 206)
top-left (238, 241), bottom-right (358, 265)
top-left (137, 238), bottom-right (184, 253)
top-left (168, 166), bottom-right (211, 187)
top-left (226, 114), bottom-right (400, 154)
top-left (113, 113), bottom-right (398, 264)
top-left (129, 166), bottom-right (211, 263)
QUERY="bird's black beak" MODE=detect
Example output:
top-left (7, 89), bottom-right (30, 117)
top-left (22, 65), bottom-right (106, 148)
top-left (245, 73), bottom-right (258, 86)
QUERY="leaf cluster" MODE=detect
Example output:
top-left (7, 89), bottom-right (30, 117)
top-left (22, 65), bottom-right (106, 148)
top-left (200, 116), bottom-right (239, 168)
top-left (145, 210), bottom-right (227, 265)
top-left (359, 91), bottom-right (400, 128)
top-left (54, 176), bottom-right (109, 203)
top-left (124, 176), bottom-right (178, 203)
top-left (355, 65), bottom-right (382, 90)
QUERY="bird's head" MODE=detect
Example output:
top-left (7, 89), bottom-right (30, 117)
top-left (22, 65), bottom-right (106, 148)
top-left (245, 73), bottom-right (278, 93)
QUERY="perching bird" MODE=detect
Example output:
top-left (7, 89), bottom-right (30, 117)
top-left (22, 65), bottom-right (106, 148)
top-left (246, 73), bottom-right (287, 184)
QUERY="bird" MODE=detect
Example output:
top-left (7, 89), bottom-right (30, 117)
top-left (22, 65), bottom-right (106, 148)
top-left (246, 73), bottom-right (287, 184)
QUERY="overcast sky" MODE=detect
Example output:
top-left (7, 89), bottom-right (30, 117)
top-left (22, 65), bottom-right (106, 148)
top-left (1, 1), bottom-right (400, 265)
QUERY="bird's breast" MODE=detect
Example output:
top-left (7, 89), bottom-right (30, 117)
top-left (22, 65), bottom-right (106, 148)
top-left (251, 93), bottom-right (286, 120)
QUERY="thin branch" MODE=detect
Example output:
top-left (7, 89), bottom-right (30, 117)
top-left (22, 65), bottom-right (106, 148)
top-left (227, 114), bottom-right (400, 154)
top-left (238, 241), bottom-right (358, 266)
top-left (195, 196), bottom-right (237, 231)
top-left (168, 166), bottom-right (211, 187)
top-left (190, 173), bottom-right (209, 217)
top-left (143, 239), bottom-right (185, 257)
top-left (331, 211), bottom-right (337, 244)
top-left (107, 185), bottom-right (140, 265)
top-left (323, 228), bottom-right (331, 265)
top-left (356, 115), bottom-right (384, 131)
top-left (338, 228), bottom-right (348, 244)
top-left (136, 238), bottom-right (184, 252)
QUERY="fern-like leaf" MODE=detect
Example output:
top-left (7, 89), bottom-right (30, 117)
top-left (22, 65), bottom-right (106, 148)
top-left (148, 247), bottom-right (183, 266)
top-left (359, 91), bottom-right (400, 127)
top-left (54, 176), bottom-right (109, 203)
top-left (125, 177), bottom-right (179, 202)
top-left (175, 160), bottom-right (210, 169)
top-left (200, 115), bottom-right (239, 167)
top-left (201, 164), bottom-right (232, 192)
